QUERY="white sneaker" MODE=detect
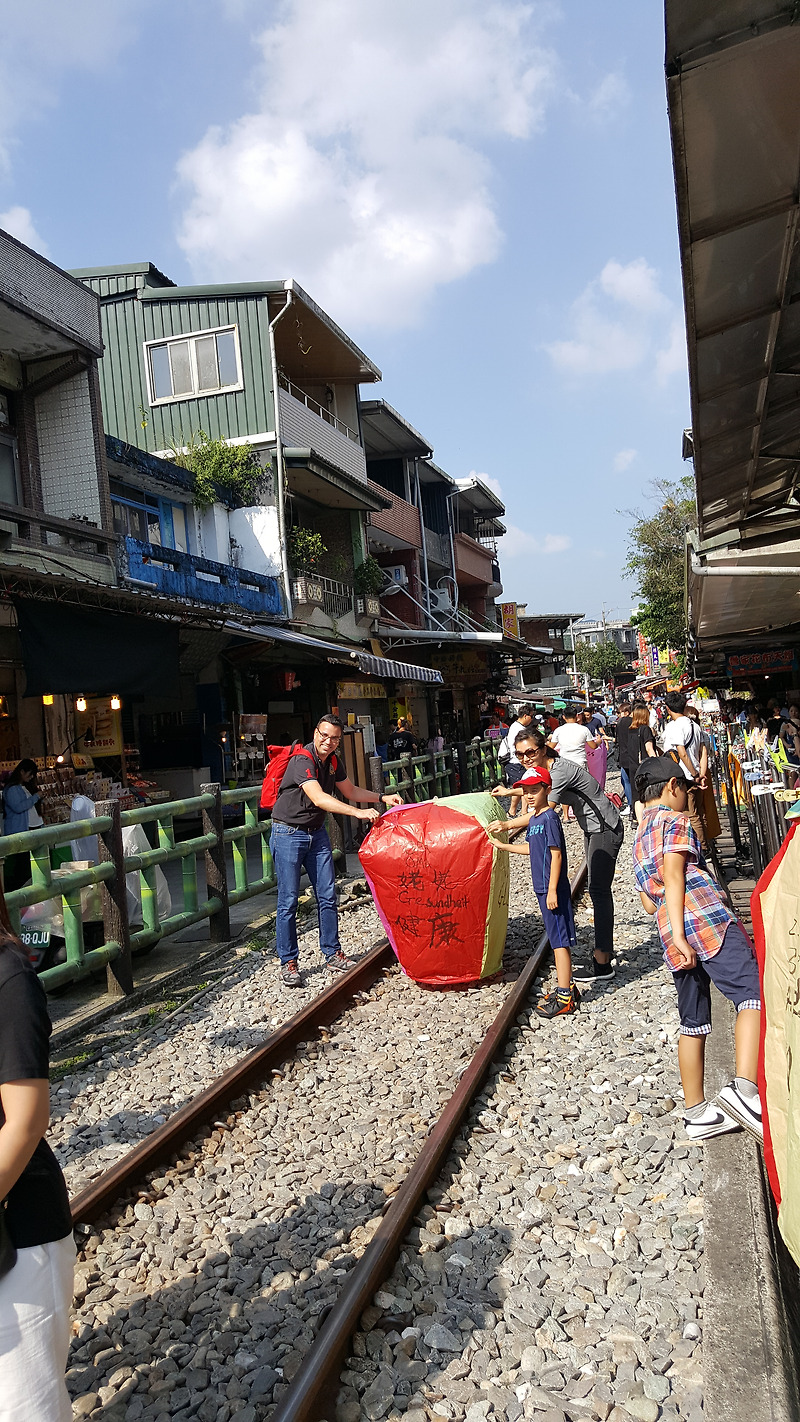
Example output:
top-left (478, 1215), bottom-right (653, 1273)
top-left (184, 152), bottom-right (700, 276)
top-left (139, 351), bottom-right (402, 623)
top-left (716, 1081), bottom-right (763, 1142)
top-left (684, 1101), bottom-right (741, 1140)
top-left (620, 806), bottom-right (631, 817)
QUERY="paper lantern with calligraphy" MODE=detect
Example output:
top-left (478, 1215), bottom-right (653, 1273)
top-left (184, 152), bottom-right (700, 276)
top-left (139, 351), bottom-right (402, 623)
top-left (359, 792), bottom-right (510, 986)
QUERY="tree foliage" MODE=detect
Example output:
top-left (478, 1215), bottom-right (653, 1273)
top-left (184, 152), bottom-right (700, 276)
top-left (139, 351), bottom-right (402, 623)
top-left (574, 639), bottom-right (627, 681)
top-left (624, 476), bottom-right (695, 656)
top-left (171, 430), bottom-right (263, 510)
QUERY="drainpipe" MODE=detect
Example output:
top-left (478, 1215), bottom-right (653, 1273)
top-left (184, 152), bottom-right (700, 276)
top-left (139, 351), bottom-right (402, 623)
top-left (446, 488), bottom-right (459, 631)
top-left (268, 287), bottom-right (294, 617)
top-left (414, 457), bottom-right (432, 628)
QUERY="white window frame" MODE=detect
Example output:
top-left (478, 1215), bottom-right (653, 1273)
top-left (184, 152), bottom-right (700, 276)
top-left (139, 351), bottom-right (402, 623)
top-left (143, 324), bottom-right (244, 406)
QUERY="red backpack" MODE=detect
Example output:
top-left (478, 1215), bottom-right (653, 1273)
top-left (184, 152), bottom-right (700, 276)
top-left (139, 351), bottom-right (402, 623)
top-left (259, 743), bottom-right (337, 811)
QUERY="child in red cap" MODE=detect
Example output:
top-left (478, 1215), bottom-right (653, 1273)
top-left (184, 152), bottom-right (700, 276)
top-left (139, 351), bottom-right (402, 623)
top-left (488, 765), bottom-right (579, 1017)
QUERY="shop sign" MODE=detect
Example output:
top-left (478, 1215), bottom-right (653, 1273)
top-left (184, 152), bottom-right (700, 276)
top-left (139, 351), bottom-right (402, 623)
top-left (727, 649), bottom-right (796, 677)
top-left (76, 696), bottom-right (123, 756)
top-left (432, 646), bottom-right (487, 684)
top-left (500, 602), bottom-right (520, 639)
top-left (337, 681), bottom-right (387, 700)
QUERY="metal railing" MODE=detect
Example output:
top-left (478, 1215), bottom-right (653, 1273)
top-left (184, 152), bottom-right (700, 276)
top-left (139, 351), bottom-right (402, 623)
top-left (714, 722), bottom-right (799, 878)
top-left (277, 373), bottom-right (360, 444)
top-left (319, 574), bottom-right (354, 620)
top-left (0, 785), bottom-right (342, 998)
top-left (379, 737), bottom-right (503, 803)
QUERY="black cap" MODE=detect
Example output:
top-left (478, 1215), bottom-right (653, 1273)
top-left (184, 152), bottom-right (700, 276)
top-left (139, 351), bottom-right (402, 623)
top-left (633, 753), bottom-right (682, 794)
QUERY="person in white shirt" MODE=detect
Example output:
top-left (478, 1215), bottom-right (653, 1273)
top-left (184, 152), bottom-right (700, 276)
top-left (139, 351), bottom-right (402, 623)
top-left (661, 691), bottom-right (707, 849)
top-left (500, 705), bottom-right (534, 785)
top-left (547, 706), bottom-right (600, 770)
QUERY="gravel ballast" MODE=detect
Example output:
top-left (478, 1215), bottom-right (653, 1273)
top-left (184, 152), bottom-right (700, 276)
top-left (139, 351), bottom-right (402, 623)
top-left (57, 806), bottom-right (704, 1422)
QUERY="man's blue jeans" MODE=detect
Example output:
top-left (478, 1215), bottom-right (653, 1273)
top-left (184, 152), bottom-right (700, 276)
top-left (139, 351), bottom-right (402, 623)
top-left (270, 822), bottom-right (341, 964)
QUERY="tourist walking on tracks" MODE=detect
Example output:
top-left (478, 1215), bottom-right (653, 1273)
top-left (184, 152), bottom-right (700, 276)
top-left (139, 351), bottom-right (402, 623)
top-left (494, 731), bottom-right (623, 984)
top-left (547, 705), bottom-right (601, 770)
top-left (0, 884), bottom-right (74, 1421)
top-left (498, 704), bottom-right (534, 785)
top-left (632, 756), bottom-right (763, 1141)
top-left (488, 765), bottom-right (580, 1019)
top-left (270, 715), bottom-right (402, 987)
top-left (387, 717), bottom-right (416, 759)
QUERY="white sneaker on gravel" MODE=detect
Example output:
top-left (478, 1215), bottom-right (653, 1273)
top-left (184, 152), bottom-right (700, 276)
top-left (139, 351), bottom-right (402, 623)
top-left (683, 1101), bottom-right (741, 1140)
top-left (716, 1080), bottom-right (763, 1141)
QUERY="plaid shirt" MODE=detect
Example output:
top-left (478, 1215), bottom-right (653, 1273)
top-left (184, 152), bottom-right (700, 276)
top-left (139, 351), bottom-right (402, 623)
top-left (632, 805), bottom-right (734, 969)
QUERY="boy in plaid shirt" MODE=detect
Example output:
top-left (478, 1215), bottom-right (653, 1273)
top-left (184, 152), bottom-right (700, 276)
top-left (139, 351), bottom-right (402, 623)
top-left (632, 756), bottom-right (762, 1141)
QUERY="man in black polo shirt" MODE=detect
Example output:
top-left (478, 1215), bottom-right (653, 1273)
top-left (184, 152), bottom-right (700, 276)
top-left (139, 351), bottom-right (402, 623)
top-left (271, 713), bottom-right (402, 986)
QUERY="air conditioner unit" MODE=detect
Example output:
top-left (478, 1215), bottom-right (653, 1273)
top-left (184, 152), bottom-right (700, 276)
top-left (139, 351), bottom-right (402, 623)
top-left (429, 589), bottom-right (453, 614)
top-left (388, 565), bottom-right (408, 587)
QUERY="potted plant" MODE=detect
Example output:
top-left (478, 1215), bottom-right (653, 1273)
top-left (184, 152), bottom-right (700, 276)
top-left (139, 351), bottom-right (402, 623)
top-left (354, 555), bottom-right (384, 623)
top-left (289, 526), bottom-right (326, 610)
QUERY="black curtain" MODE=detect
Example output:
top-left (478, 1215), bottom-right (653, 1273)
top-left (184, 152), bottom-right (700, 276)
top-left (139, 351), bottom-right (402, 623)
top-left (15, 601), bottom-right (180, 698)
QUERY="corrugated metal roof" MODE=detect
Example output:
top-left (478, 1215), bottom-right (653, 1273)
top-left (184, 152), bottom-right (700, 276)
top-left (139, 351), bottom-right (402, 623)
top-left (667, 2), bottom-right (800, 546)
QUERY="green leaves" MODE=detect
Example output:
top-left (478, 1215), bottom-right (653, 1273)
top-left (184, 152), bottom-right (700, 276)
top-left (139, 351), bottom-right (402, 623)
top-left (170, 430), bottom-right (263, 509)
top-left (624, 476), bottom-right (695, 659)
top-left (574, 639), bottom-right (626, 680)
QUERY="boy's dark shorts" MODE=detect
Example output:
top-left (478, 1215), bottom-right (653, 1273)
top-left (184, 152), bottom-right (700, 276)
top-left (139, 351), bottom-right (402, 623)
top-left (672, 920), bottom-right (761, 1036)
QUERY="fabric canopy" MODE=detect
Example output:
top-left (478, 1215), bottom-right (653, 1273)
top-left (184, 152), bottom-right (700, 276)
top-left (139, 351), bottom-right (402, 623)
top-left (352, 651), bottom-right (443, 685)
top-left (15, 601), bottom-right (180, 697)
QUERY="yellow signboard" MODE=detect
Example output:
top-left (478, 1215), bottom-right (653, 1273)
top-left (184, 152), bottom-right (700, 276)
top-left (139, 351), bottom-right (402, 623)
top-left (337, 681), bottom-right (387, 700)
top-left (76, 696), bottom-right (123, 757)
top-left (500, 602), bottom-right (519, 639)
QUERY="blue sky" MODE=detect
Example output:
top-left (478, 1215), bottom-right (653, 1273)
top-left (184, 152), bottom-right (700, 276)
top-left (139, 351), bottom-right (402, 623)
top-left (0, 0), bottom-right (690, 622)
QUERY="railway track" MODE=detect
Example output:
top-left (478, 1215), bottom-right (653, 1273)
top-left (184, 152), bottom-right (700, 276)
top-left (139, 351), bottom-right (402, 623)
top-left (68, 858), bottom-right (588, 1422)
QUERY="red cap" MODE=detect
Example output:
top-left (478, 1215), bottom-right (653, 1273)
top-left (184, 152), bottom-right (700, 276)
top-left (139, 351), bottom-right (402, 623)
top-left (512, 766), bottom-right (552, 790)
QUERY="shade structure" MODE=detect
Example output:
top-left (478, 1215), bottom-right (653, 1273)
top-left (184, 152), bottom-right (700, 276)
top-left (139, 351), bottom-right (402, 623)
top-left (359, 792), bottom-right (509, 986)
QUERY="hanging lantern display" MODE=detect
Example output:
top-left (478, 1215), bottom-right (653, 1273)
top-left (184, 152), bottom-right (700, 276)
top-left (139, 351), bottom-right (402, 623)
top-left (359, 792), bottom-right (510, 987)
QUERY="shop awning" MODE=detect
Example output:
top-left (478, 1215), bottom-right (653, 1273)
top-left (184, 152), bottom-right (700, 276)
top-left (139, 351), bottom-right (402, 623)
top-left (15, 600), bottom-right (180, 697)
top-left (224, 621), bottom-right (443, 684)
top-left (353, 651), bottom-right (442, 684)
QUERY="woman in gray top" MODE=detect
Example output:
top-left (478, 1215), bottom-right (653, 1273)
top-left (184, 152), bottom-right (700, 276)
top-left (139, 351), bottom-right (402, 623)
top-left (502, 730), bottom-right (623, 984)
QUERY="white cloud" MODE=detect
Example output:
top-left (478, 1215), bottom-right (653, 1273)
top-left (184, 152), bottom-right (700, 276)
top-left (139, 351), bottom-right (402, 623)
top-left (586, 72), bottom-right (630, 121)
top-left (0, 3), bottom-right (141, 171)
top-left (545, 257), bottom-right (685, 381)
top-left (0, 206), bottom-right (49, 255)
top-left (176, 0), bottom-right (556, 329)
top-left (613, 447), bottom-right (637, 473)
top-left (500, 524), bottom-right (571, 557)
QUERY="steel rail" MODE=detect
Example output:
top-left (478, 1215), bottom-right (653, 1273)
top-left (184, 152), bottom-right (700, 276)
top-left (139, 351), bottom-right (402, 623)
top-left (272, 858), bottom-right (589, 1422)
top-left (69, 939), bottom-right (394, 1227)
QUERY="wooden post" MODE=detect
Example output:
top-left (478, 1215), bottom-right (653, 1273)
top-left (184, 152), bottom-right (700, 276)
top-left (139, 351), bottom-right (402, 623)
top-left (201, 782), bottom-right (231, 942)
top-left (427, 749), bottom-right (439, 799)
top-left (368, 754), bottom-right (385, 797)
top-left (96, 799), bottom-right (134, 998)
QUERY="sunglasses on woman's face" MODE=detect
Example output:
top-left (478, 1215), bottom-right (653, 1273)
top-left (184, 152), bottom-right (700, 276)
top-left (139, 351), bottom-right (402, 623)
top-left (518, 748), bottom-right (538, 759)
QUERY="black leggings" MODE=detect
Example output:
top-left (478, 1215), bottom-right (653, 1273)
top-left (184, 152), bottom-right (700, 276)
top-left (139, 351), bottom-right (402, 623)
top-left (585, 823), bottom-right (624, 957)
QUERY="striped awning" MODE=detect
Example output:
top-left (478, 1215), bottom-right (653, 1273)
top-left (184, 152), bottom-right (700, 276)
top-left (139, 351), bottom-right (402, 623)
top-left (353, 651), bottom-right (442, 684)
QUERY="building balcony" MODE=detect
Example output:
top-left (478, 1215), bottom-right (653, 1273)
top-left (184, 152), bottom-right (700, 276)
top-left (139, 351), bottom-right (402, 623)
top-left (367, 482), bottom-right (422, 550)
top-left (453, 532), bottom-right (495, 587)
top-left (122, 537), bottom-right (283, 616)
top-left (278, 377), bottom-right (367, 484)
top-left (0, 501), bottom-right (116, 585)
top-left (424, 526), bottom-right (451, 570)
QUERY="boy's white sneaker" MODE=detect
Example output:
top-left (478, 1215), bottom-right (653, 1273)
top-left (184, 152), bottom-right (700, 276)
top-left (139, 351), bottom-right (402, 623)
top-left (716, 1081), bottom-right (763, 1142)
top-left (683, 1101), bottom-right (741, 1141)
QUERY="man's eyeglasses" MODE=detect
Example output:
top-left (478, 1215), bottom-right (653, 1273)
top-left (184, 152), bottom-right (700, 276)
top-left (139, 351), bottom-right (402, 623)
top-left (317, 732), bottom-right (341, 745)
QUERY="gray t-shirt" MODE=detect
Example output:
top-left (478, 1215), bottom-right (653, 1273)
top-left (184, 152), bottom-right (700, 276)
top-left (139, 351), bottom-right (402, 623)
top-left (547, 758), bottom-right (621, 836)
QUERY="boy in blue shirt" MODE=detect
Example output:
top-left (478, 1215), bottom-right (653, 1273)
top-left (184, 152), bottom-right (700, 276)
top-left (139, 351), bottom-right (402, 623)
top-left (488, 766), bottom-right (579, 1018)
